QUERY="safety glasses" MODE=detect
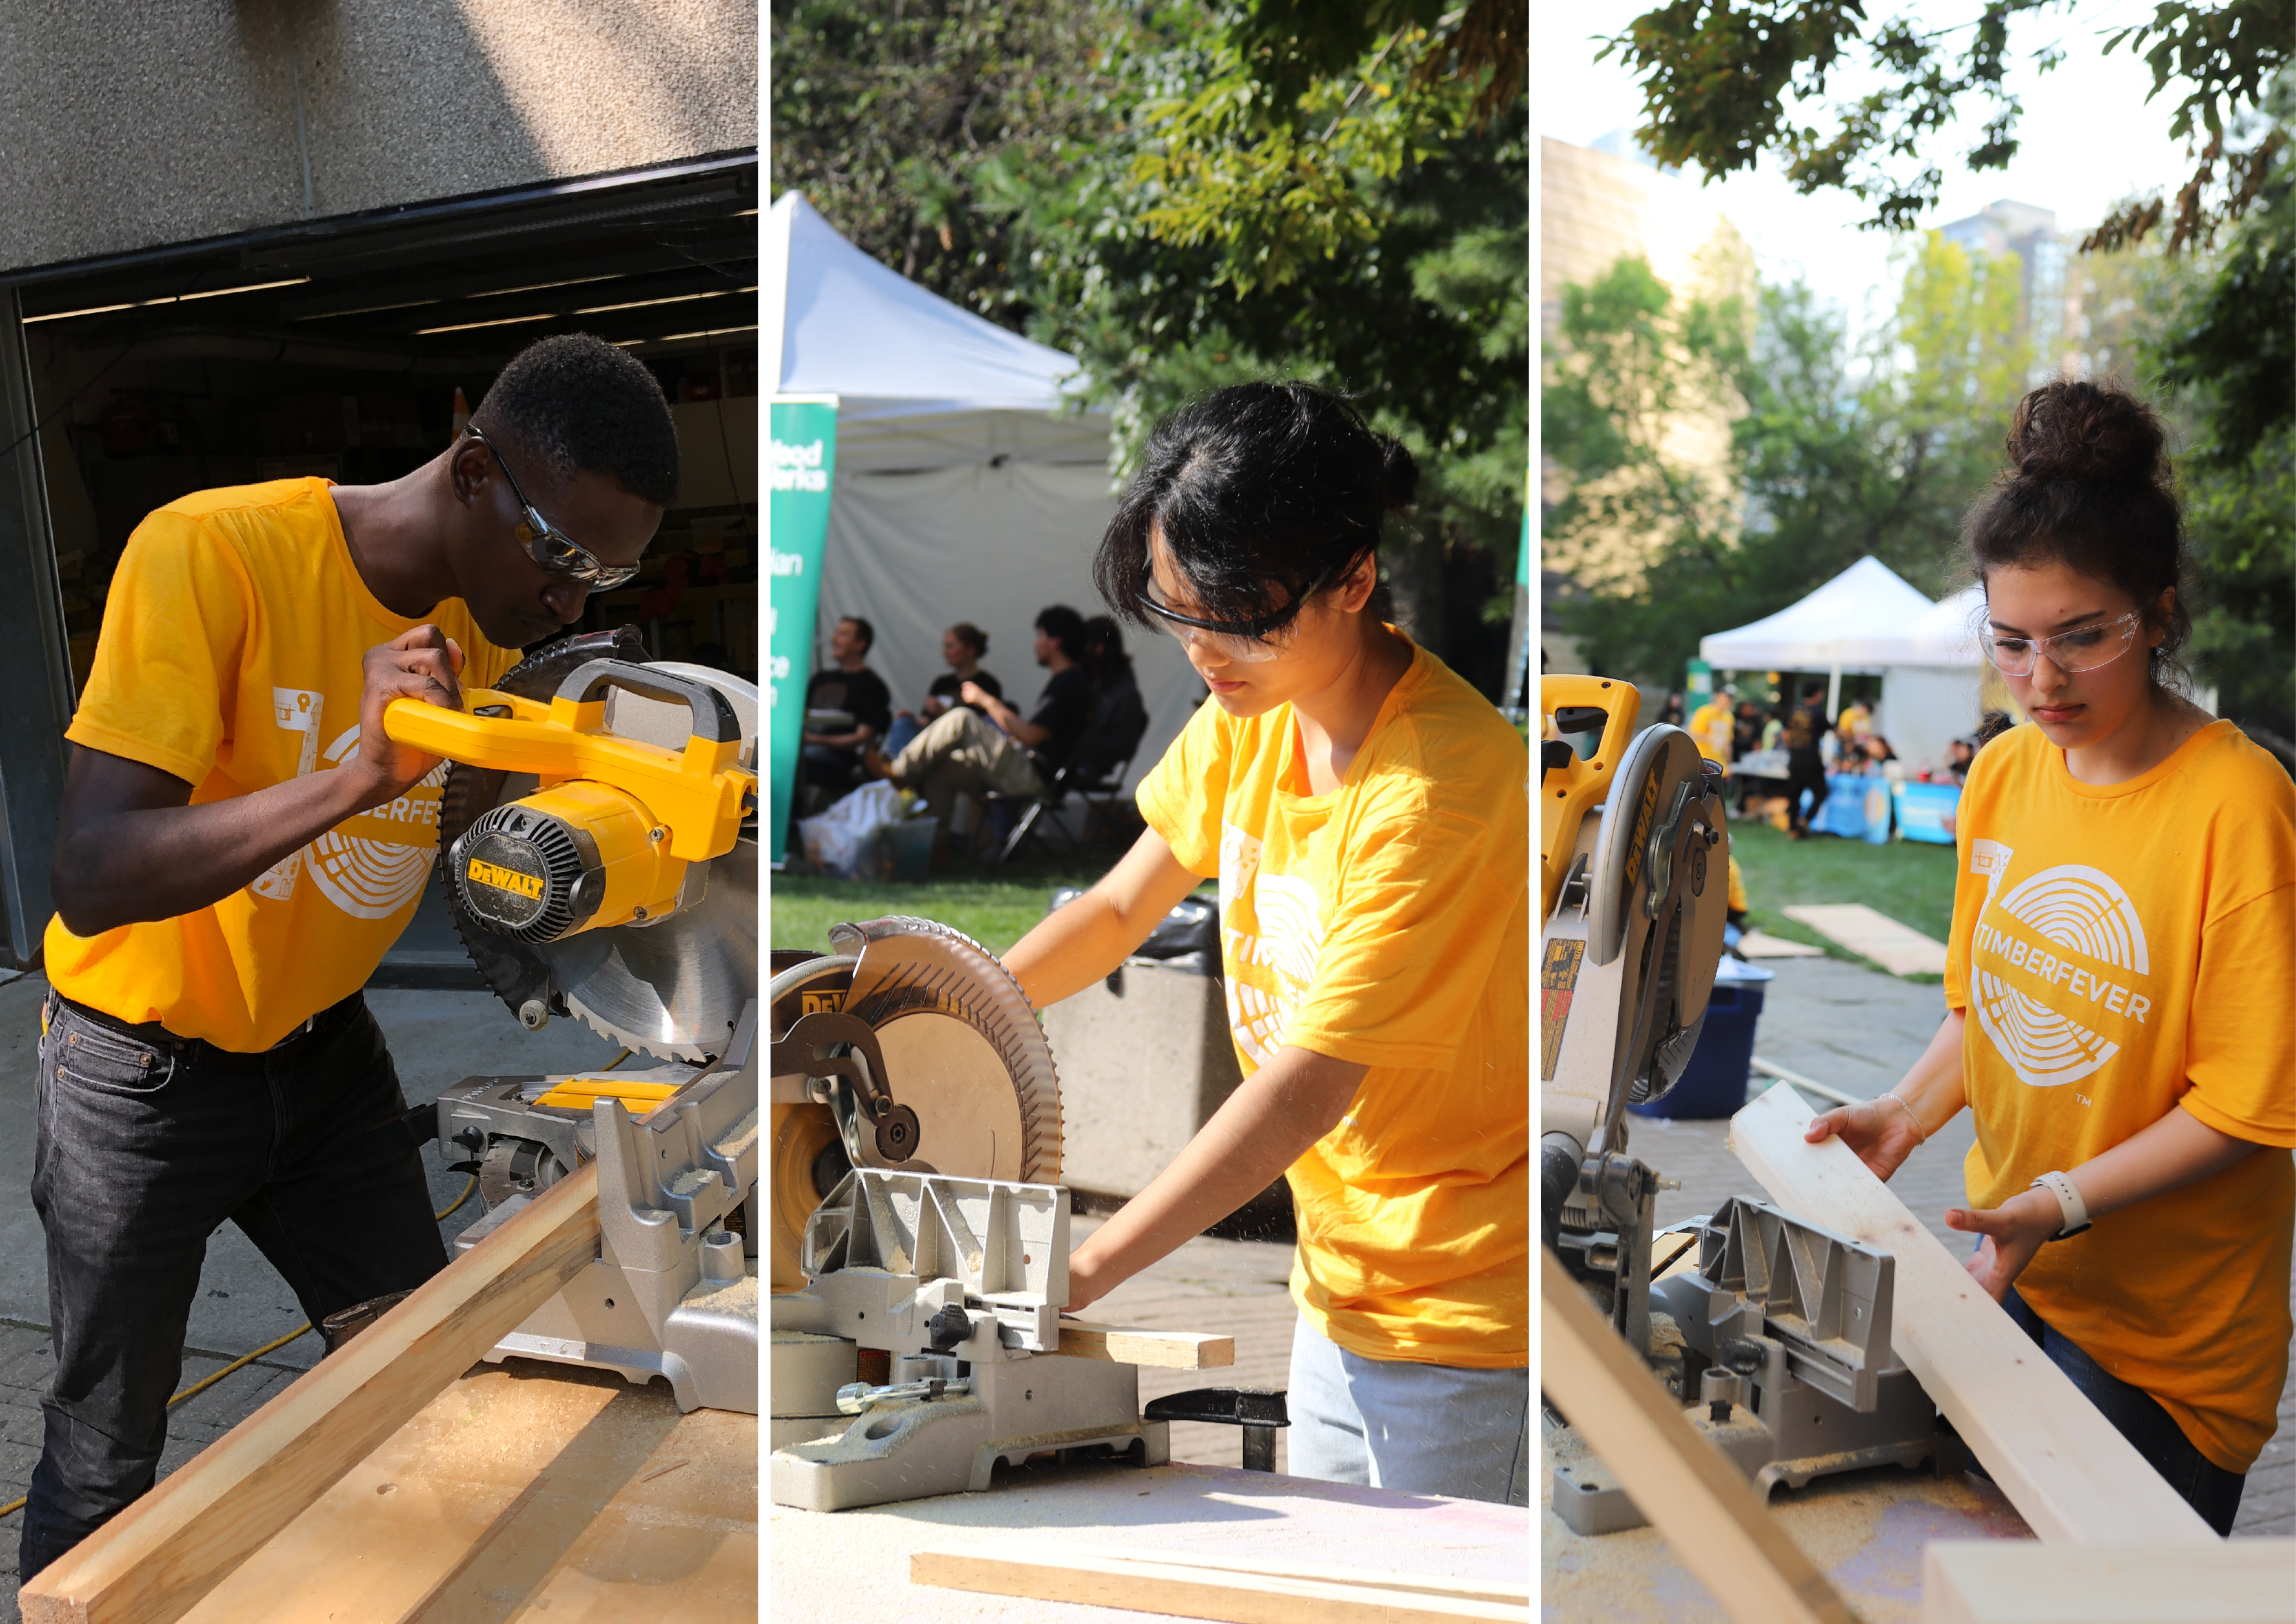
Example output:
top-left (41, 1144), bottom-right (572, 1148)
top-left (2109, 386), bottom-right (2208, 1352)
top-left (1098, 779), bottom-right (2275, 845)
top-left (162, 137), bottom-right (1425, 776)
top-left (1984, 610), bottom-right (2145, 678)
top-left (1135, 558), bottom-right (1345, 665)
top-left (464, 426), bottom-right (640, 590)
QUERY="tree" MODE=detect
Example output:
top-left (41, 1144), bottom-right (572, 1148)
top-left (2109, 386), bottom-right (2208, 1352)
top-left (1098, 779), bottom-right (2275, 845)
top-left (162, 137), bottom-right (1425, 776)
top-left (1549, 236), bottom-right (2030, 684)
top-left (1597, 0), bottom-right (2289, 251)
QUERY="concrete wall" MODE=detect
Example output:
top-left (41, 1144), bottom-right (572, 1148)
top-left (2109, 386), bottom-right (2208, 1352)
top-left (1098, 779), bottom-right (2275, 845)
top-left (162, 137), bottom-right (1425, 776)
top-left (0, 0), bottom-right (756, 274)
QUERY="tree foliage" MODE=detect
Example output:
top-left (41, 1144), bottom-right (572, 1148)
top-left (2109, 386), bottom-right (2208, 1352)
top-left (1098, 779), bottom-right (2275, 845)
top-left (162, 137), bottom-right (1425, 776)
top-left (1597, 0), bottom-right (2290, 249)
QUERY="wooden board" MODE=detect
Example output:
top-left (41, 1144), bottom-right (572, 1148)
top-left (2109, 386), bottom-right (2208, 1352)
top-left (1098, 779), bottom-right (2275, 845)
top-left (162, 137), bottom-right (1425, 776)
top-left (21, 1164), bottom-right (607, 1624)
top-left (1780, 905), bottom-right (1950, 975)
top-left (1919, 1539), bottom-right (2296, 1624)
top-left (914, 1541), bottom-right (1526, 1624)
top-left (1729, 1081), bottom-right (2218, 1546)
top-left (1059, 1318), bottom-right (1236, 1369)
top-left (1540, 1248), bottom-right (1855, 1624)
top-left (1737, 930), bottom-right (1826, 959)
top-left (180, 1362), bottom-right (756, 1623)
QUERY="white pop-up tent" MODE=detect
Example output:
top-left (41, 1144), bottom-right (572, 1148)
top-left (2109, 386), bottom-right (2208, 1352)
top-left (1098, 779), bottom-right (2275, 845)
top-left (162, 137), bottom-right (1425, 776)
top-left (1701, 559), bottom-right (1989, 772)
top-left (765, 192), bottom-right (1201, 786)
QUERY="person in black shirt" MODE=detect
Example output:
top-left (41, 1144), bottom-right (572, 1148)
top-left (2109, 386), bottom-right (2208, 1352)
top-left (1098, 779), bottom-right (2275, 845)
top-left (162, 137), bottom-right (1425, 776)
top-left (1781, 680), bottom-right (1831, 838)
top-left (887, 622), bottom-right (1002, 755)
top-left (865, 606), bottom-right (1093, 833)
top-left (802, 616), bottom-right (894, 794)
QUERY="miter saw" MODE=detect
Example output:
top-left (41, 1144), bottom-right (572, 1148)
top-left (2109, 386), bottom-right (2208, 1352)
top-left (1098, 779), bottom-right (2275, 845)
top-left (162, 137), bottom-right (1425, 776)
top-left (767, 919), bottom-right (1267, 1512)
top-left (1538, 675), bottom-right (1960, 1533)
top-left (379, 626), bottom-right (761, 1414)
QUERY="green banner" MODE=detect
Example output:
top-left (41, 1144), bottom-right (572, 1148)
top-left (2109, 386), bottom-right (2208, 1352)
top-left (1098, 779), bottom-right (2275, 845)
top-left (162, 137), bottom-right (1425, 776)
top-left (767, 395), bottom-right (839, 865)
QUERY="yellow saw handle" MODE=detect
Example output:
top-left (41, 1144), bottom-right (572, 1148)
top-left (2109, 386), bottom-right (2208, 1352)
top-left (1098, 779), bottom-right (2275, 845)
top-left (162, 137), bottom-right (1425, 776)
top-left (385, 657), bottom-right (754, 863)
top-left (1540, 675), bottom-right (1641, 921)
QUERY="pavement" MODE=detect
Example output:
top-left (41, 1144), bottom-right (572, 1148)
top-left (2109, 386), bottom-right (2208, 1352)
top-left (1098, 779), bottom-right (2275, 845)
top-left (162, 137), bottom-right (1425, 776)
top-left (0, 972), bottom-right (623, 1618)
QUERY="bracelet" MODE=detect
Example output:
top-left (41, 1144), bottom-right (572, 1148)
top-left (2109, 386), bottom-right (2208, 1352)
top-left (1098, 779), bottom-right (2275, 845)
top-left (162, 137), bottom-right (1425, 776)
top-left (1878, 1093), bottom-right (1928, 1145)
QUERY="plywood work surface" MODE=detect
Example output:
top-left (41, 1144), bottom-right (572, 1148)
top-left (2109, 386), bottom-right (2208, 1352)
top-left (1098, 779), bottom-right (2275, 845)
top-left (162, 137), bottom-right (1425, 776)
top-left (773, 1458), bottom-right (1531, 1624)
top-left (180, 1360), bottom-right (757, 1624)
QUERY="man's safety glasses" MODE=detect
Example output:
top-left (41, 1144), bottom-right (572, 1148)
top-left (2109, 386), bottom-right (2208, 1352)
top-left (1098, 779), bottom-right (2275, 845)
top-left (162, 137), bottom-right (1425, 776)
top-left (1984, 610), bottom-right (2145, 678)
top-left (465, 426), bottom-right (640, 590)
top-left (1135, 559), bottom-right (1344, 665)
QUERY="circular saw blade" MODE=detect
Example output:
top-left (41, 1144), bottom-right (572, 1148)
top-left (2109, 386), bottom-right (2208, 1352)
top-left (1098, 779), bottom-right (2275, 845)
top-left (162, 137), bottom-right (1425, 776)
top-left (828, 916), bottom-right (1064, 1187)
top-left (438, 635), bottom-right (757, 1062)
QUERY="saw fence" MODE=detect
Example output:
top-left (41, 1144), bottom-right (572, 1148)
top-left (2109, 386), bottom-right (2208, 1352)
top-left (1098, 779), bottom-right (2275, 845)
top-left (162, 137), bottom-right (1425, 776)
top-left (1541, 1080), bottom-right (2295, 1624)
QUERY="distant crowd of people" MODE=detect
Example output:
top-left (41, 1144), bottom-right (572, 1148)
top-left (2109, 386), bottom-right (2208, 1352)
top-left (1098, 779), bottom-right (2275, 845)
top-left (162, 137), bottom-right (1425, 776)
top-left (1656, 680), bottom-right (1994, 839)
top-left (799, 606), bottom-right (1150, 849)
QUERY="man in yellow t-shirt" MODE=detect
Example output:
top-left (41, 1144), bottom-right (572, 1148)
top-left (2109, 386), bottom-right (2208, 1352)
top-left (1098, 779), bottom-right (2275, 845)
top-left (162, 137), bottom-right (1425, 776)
top-left (1689, 685), bottom-right (1736, 767)
top-left (18, 336), bottom-right (678, 1584)
top-left (1005, 381), bottom-right (1528, 1505)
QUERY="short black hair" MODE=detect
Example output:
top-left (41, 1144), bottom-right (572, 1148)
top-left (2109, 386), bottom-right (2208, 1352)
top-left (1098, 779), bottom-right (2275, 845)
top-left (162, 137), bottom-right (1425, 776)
top-left (474, 333), bottom-right (679, 508)
top-left (1095, 381), bottom-right (1415, 630)
top-left (841, 615), bottom-right (876, 653)
top-left (1801, 682), bottom-right (1827, 700)
top-left (1036, 605), bottom-right (1087, 662)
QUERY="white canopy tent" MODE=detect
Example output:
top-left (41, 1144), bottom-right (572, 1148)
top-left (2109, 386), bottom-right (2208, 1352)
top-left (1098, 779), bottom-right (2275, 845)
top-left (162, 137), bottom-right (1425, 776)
top-left (1701, 561), bottom-right (1988, 773)
top-left (765, 192), bottom-right (1201, 787)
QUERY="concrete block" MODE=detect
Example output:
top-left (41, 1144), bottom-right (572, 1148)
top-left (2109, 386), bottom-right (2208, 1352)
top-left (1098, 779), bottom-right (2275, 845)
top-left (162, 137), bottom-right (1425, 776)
top-left (1042, 962), bottom-right (1242, 1200)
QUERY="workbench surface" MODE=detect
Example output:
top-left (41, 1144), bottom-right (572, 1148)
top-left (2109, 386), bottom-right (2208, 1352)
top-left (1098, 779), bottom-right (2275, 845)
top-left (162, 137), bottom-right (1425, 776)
top-left (771, 1458), bottom-right (1530, 1623)
top-left (181, 1360), bottom-right (756, 1623)
top-left (1541, 1428), bottom-right (2032, 1624)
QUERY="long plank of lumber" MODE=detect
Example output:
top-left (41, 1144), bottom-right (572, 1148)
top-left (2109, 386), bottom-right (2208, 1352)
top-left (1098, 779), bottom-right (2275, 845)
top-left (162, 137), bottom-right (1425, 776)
top-left (1058, 1318), bottom-right (1234, 1368)
top-left (971, 1542), bottom-right (1530, 1606)
top-left (20, 1162), bottom-right (604, 1624)
top-left (1729, 1081), bottom-right (2217, 1546)
top-left (1541, 1248), bottom-right (1855, 1624)
top-left (912, 1541), bottom-right (1527, 1623)
top-left (1919, 1539), bottom-right (2296, 1624)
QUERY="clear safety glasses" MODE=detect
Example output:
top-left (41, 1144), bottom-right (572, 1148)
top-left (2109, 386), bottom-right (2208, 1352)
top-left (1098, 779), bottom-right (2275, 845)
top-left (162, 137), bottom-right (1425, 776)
top-left (1135, 559), bottom-right (1343, 665)
top-left (1984, 610), bottom-right (2145, 678)
top-left (464, 426), bottom-right (641, 590)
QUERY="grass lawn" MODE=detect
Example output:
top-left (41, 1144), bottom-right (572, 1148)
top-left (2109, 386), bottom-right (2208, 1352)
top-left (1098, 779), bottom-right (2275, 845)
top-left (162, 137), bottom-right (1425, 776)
top-left (1730, 818), bottom-right (1961, 980)
top-left (771, 850), bottom-right (1125, 957)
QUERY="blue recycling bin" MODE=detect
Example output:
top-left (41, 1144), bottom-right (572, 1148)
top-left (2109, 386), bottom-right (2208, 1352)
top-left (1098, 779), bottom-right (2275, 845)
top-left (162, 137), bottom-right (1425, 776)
top-left (1893, 780), bottom-right (1960, 844)
top-left (1811, 774), bottom-right (1891, 843)
top-left (1630, 960), bottom-right (1774, 1120)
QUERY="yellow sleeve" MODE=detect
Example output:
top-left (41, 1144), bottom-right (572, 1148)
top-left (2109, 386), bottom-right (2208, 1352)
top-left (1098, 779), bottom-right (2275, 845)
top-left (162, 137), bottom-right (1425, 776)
top-left (1284, 779), bottom-right (1519, 1071)
top-left (2181, 883), bottom-right (2296, 1148)
top-left (1136, 696), bottom-right (1227, 878)
top-left (68, 511), bottom-right (252, 787)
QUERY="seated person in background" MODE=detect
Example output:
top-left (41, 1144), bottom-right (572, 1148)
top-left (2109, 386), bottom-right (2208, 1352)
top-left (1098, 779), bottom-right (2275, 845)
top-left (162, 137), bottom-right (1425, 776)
top-left (887, 622), bottom-right (1001, 756)
top-left (1838, 696), bottom-right (1873, 740)
top-left (1862, 734), bottom-right (1898, 771)
top-left (801, 616), bottom-right (893, 794)
top-left (1077, 615), bottom-right (1151, 782)
top-left (865, 605), bottom-right (1095, 835)
top-left (1945, 737), bottom-right (1977, 783)
top-left (1658, 690), bottom-right (1686, 728)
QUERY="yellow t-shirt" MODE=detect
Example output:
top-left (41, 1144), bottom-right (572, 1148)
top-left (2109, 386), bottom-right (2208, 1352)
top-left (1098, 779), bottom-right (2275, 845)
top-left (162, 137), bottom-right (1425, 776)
top-left (1689, 700), bottom-right (1733, 766)
top-left (1944, 719), bottom-right (2296, 1474)
top-left (45, 479), bottom-right (520, 1051)
top-left (1138, 636), bottom-right (1529, 1369)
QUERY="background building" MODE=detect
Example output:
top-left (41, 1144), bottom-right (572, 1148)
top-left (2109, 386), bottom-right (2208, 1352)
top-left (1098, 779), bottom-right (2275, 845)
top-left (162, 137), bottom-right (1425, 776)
top-left (0, 2), bottom-right (758, 968)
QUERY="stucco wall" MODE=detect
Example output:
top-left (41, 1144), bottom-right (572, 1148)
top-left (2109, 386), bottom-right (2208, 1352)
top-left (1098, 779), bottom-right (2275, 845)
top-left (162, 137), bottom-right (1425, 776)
top-left (0, 0), bottom-right (756, 274)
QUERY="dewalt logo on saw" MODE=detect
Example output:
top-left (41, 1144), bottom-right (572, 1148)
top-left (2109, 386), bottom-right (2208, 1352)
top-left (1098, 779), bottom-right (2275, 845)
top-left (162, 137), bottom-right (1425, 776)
top-left (1621, 768), bottom-right (1661, 889)
top-left (466, 857), bottom-right (545, 901)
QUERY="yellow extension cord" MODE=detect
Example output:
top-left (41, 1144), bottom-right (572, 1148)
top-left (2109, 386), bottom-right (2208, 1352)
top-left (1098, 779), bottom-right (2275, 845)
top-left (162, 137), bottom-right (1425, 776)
top-left (0, 1047), bottom-right (629, 1520)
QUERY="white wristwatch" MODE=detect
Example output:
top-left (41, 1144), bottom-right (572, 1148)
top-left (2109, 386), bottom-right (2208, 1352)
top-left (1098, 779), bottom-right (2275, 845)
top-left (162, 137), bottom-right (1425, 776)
top-left (2030, 1170), bottom-right (2092, 1240)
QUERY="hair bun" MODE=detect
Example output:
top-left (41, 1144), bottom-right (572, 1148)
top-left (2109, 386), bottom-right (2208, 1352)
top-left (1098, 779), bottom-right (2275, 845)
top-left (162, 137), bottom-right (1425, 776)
top-left (2007, 380), bottom-right (2166, 489)
top-left (1379, 436), bottom-right (1419, 512)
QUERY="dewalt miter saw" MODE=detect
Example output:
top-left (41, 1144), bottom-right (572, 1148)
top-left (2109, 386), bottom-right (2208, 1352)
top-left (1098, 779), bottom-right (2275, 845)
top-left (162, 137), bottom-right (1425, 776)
top-left (767, 919), bottom-right (1277, 1512)
top-left (379, 627), bottom-right (761, 1414)
top-left (1538, 674), bottom-right (1960, 1533)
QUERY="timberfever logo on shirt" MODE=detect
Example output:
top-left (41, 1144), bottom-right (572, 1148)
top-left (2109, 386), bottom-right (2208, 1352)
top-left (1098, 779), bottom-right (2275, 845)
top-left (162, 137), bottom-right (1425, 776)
top-left (1217, 822), bottom-right (1326, 1068)
top-left (1967, 841), bottom-right (2154, 1088)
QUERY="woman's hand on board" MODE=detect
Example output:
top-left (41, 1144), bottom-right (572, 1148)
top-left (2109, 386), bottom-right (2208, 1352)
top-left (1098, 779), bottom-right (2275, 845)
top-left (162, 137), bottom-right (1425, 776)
top-left (1802, 1096), bottom-right (1926, 1182)
top-left (1946, 1189), bottom-right (2060, 1303)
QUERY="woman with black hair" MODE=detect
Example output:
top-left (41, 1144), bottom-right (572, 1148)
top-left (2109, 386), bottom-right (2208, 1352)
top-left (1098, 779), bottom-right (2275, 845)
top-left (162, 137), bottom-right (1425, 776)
top-left (1804, 380), bottom-right (2294, 1535)
top-left (1004, 382), bottom-right (1529, 1504)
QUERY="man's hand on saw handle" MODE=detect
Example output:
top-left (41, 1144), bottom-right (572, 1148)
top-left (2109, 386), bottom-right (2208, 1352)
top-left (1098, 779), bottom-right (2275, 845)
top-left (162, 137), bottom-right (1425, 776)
top-left (351, 625), bottom-right (464, 806)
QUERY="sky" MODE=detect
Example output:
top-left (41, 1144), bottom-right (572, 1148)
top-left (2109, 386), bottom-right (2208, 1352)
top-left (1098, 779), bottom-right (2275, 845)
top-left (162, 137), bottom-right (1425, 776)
top-left (1535, 0), bottom-right (2205, 342)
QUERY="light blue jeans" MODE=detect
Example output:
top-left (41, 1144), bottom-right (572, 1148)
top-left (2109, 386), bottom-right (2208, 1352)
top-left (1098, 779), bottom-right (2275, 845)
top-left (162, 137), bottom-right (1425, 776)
top-left (1285, 1316), bottom-right (1531, 1504)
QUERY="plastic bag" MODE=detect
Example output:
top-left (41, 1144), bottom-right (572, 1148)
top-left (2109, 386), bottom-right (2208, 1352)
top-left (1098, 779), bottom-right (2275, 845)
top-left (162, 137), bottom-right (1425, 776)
top-left (797, 781), bottom-right (908, 878)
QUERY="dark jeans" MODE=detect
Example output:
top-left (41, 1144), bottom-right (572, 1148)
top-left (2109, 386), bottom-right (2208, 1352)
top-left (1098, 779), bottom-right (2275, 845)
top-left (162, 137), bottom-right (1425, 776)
top-left (1999, 1283), bottom-right (2247, 1536)
top-left (20, 990), bottom-right (447, 1582)
top-left (1785, 761), bottom-right (1829, 833)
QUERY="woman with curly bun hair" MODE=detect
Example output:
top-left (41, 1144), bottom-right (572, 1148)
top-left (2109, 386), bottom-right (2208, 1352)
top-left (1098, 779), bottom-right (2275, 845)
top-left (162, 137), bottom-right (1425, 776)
top-left (1807, 379), bottom-right (2295, 1533)
top-left (1003, 382), bottom-right (1529, 1503)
